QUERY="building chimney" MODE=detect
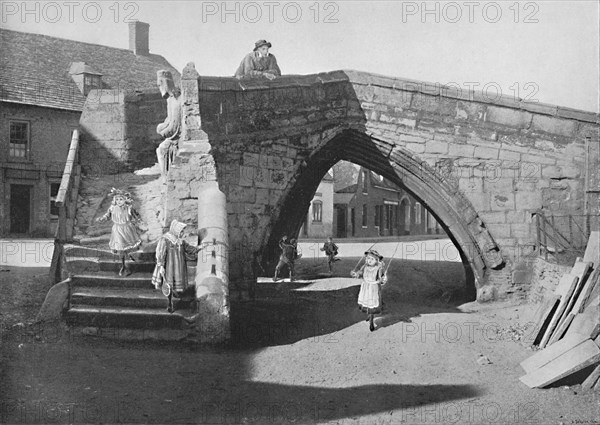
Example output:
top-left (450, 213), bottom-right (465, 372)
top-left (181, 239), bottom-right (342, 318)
top-left (129, 21), bottom-right (150, 55)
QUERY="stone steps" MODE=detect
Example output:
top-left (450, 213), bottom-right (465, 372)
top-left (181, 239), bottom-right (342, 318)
top-left (63, 241), bottom-right (198, 337)
top-left (66, 305), bottom-right (194, 329)
top-left (70, 287), bottom-right (192, 309)
top-left (71, 272), bottom-right (154, 289)
top-left (65, 258), bottom-right (156, 274)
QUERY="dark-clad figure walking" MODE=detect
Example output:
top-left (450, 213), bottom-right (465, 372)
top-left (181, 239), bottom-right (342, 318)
top-left (273, 236), bottom-right (301, 282)
top-left (320, 236), bottom-right (340, 273)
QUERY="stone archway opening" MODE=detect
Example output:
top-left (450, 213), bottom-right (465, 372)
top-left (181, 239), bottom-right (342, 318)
top-left (259, 129), bottom-right (503, 302)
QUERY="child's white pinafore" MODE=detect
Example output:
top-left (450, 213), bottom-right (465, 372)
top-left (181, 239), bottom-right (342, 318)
top-left (357, 264), bottom-right (382, 313)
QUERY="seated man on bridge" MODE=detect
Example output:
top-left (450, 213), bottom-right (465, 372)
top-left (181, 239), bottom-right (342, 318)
top-left (234, 39), bottom-right (281, 80)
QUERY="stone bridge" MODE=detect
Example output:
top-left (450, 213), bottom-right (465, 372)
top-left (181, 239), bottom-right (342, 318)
top-left (164, 64), bottom-right (599, 302)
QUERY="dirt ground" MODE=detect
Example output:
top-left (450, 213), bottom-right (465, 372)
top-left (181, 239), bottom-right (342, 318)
top-left (1, 258), bottom-right (599, 425)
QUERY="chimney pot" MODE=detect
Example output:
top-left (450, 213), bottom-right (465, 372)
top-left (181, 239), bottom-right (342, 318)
top-left (129, 21), bottom-right (150, 56)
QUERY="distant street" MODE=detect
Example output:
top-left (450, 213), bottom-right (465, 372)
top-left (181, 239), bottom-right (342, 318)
top-left (298, 237), bottom-right (461, 263)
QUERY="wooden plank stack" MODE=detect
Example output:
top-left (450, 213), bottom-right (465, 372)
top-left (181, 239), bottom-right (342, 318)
top-left (519, 231), bottom-right (600, 389)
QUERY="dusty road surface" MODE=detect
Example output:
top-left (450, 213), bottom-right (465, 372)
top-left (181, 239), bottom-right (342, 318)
top-left (1, 244), bottom-right (599, 424)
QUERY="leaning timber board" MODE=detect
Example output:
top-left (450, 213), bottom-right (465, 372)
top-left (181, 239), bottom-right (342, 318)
top-left (519, 339), bottom-right (600, 388)
top-left (549, 264), bottom-right (593, 344)
top-left (565, 306), bottom-right (600, 340)
top-left (574, 267), bottom-right (600, 314)
top-left (529, 295), bottom-right (561, 347)
top-left (583, 231), bottom-right (600, 268)
top-left (549, 314), bottom-right (576, 345)
top-left (520, 331), bottom-right (589, 374)
top-left (529, 272), bottom-right (581, 346)
top-left (581, 363), bottom-right (600, 391)
top-left (539, 274), bottom-right (580, 348)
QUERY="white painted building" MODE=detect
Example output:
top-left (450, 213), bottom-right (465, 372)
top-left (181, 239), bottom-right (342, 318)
top-left (300, 170), bottom-right (334, 238)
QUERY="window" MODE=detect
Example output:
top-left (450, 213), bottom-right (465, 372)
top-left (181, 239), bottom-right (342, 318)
top-left (9, 121), bottom-right (29, 158)
top-left (312, 201), bottom-right (322, 222)
top-left (415, 202), bottom-right (422, 224)
top-left (374, 205), bottom-right (380, 227)
top-left (362, 204), bottom-right (368, 227)
top-left (385, 205), bottom-right (393, 230)
top-left (84, 74), bottom-right (102, 90)
top-left (50, 182), bottom-right (61, 217)
top-left (362, 170), bottom-right (368, 193)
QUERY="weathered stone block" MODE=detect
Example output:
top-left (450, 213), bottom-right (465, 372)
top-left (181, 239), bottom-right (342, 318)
top-left (487, 223), bottom-right (511, 238)
top-left (484, 178), bottom-right (514, 193)
top-left (485, 106), bottom-right (532, 128)
top-left (490, 193), bottom-right (516, 211)
top-left (405, 143), bottom-right (425, 154)
top-left (238, 166), bottom-right (255, 187)
top-left (512, 270), bottom-right (530, 285)
top-left (505, 210), bottom-right (527, 224)
top-left (479, 211), bottom-right (506, 224)
top-left (515, 191), bottom-right (542, 210)
top-left (521, 153), bottom-right (555, 165)
top-left (449, 144), bottom-right (475, 157)
top-left (227, 186), bottom-right (256, 203)
top-left (255, 189), bottom-right (271, 205)
top-left (425, 140), bottom-right (449, 154)
top-left (531, 115), bottom-right (577, 136)
top-left (498, 149), bottom-right (520, 162)
top-left (511, 223), bottom-right (533, 239)
top-left (457, 176), bottom-right (483, 193)
top-left (473, 146), bottom-right (499, 160)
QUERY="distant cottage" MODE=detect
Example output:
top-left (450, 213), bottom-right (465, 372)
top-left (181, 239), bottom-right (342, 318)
top-left (0, 22), bottom-right (179, 237)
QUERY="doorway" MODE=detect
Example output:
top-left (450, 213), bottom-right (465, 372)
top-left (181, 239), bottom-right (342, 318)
top-left (10, 184), bottom-right (32, 234)
top-left (336, 206), bottom-right (347, 238)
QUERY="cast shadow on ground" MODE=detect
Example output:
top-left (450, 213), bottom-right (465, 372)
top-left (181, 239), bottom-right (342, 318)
top-left (232, 257), bottom-right (470, 348)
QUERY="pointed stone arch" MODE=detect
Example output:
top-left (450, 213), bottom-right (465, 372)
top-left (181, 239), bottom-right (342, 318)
top-left (261, 128), bottom-right (504, 297)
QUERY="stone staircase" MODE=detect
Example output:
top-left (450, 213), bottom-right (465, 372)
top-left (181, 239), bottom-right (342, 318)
top-left (55, 165), bottom-right (207, 340)
top-left (62, 244), bottom-right (197, 341)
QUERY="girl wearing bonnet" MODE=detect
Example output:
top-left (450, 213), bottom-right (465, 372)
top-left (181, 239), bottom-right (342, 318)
top-left (152, 219), bottom-right (201, 313)
top-left (96, 188), bottom-right (142, 276)
top-left (352, 249), bottom-right (388, 332)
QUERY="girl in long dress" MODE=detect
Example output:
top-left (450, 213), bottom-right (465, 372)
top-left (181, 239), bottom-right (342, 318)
top-left (352, 249), bottom-right (387, 332)
top-left (151, 220), bottom-right (201, 313)
top-left (96, 188), bottom-right (142, 276)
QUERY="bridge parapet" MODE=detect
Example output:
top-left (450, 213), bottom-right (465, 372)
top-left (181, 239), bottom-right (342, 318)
top-left (165, 64), bottom-right (599, 300)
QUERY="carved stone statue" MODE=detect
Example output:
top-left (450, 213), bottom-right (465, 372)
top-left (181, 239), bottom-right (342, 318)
top-left (156, 70), bottom-right (182, 182)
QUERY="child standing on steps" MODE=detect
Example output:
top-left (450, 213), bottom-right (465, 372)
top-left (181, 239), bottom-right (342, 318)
top-left (96, 188), bottom-right (142, 276)
top-left (351, 249), bottom-right (387, 332)
top-left (152, 220), bottom-right (202, 313)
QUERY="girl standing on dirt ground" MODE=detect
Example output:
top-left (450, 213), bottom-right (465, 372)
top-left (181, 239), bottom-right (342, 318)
top-left (320, 236), bottom-right (340, 273)
top-left (96, 188), bottom-right (143, 276)
top-left (351, 249), bottom-right (387, 332)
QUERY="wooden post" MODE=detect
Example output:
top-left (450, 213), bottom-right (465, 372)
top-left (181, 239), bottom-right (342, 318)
top-left (541, 215), bottom-right (548, 261)
top-left (536, 213), bottom-right (541, 255)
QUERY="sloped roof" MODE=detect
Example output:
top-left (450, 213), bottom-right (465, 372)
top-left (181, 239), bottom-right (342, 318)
top-left (0, 29), bottom-right (180, 111)
top-left (333, 161), bottom-right (359, 192)
top-left (334, 193), bottom-right (355, 205)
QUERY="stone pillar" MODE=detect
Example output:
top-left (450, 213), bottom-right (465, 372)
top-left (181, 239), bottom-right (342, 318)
top-left (163, 62), bottom-right (211, 228)
top-left (195, 181), bottom-right (230, 343)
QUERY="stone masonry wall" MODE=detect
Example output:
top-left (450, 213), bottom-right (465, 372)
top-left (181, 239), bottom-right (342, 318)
top-left (168, 66), bottom-right (599, 300)
top-left (79, 89), bottom-right (166, 175)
